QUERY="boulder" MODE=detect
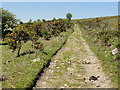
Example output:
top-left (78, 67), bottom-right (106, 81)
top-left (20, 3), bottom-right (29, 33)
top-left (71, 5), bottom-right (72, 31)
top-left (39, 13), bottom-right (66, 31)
top-left (112, 48), bottom-right (118, 55)
top-left (32, 58), bottom-right (40, 62)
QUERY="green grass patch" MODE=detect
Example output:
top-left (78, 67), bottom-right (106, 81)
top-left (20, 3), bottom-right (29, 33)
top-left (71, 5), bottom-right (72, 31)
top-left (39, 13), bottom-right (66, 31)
top-left (0, 41), bottom-right (7, 45)
top-left (2, 30), bottom-right (72, 88)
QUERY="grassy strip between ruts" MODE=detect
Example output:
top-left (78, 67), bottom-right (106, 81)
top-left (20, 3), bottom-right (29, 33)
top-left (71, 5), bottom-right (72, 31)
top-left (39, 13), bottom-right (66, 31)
top-left (2, 29), bottom-right (72, 88)
top-left (81, 28), bottom-right (119, 88)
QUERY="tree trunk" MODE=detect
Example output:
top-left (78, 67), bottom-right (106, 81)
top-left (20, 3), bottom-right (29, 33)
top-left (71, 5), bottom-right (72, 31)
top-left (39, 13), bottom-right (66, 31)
top-left (17, 41), bottom-right (21, 57)
top-left (17, 47), bottom-right (21, 57)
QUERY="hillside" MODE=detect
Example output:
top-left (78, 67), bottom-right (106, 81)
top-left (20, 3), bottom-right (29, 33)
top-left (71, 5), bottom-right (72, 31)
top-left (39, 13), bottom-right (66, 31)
top-left (1, 15), bottom-right (119, 88)
top-left (77, 16), bottom-right (119, 87)
top-left (35, 24), bottom-right (114, 88)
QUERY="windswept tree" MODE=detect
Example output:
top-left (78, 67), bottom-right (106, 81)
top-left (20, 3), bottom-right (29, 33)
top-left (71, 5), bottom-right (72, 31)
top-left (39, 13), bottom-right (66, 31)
top-left (1, 8), bottom-right (19, 38)
top-left (66, 13), bottom-right (72, 21)
top-left (28, 19), bottom-right (32, 23)
top-left (5, 23), bottom-right (44, 57)
top-left (42, 19), bottom-right (46, 22)
top-left (5, 25), bottom-right (29, 57)
top-left (37, 19), bottom-right (41, 22)
top-left (53, 18), bottom-right (56, 21)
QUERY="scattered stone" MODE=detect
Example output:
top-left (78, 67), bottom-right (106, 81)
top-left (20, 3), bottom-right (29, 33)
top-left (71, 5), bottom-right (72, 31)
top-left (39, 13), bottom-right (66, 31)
top-left (46, 77), bottom-right (49, 79)
top-left (41, 82), bottom-right (47, 85)
top-left (11, 85), bottom-right (16, 88)
top-left (49, 49), bottom-right (52, 51)
top-left (67, 68), bottom-right (73, 71)
top-left (54, 60), bottom-right (58, 62)
top-left (56, 67), bottom-right (60, 69)
top-left (60, 87), bottom-right (64, 88)
top-left (64, 84), bottom-right (68, 87)
top-left (32, 58), bottom-right (40, 62)
top-left (68, 62), bottom-right (71, 65)
top-left (77, 74), bottom-right (81, 77)
top-left (89, 76), bottom-right (98, 81)
top-left (112, 48), bottom-right (118, 55)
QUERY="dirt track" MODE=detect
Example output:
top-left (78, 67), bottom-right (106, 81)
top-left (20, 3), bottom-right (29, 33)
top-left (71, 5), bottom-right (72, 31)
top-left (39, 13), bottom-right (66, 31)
top-left (34, 24), bottom-right (114, 88)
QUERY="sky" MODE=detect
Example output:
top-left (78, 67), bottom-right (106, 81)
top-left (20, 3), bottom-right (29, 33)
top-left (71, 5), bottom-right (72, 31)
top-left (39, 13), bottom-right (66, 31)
top-left (2, 2), bottom-right (118, 22)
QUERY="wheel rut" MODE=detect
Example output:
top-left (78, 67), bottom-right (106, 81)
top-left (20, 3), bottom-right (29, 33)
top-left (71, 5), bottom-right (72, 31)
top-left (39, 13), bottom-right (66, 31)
top-left (34, 24), bottom-right (114, 88)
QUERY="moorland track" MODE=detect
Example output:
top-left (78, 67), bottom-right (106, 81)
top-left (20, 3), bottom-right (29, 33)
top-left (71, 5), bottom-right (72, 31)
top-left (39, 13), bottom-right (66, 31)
top-left (34, 24), bottom-right (114, 88)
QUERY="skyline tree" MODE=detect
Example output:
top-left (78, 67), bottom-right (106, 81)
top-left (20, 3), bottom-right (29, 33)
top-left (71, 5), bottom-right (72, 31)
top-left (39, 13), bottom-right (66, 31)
top-left (66, 13), bottom-right (72, 21)
top-left (1, 8), bottom-right (19, 38)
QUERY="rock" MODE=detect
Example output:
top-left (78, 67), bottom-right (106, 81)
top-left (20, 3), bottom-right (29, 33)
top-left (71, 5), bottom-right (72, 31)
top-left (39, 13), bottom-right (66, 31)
top-left (68, 62), bottom-right (71, 65)
top-left (64, 84), bottom-right (68, 87)
top-left (54, 60), bottom-right (58, 62)
top-left (11, 85), bottom-right (16, 88)
top-left (32, 58), bottom-right (40, 62)
top-left (112, 48), bottom-right (118, 55)
top-left (56, 67), bottom-right (60, 69)
top-left (89, 76), bottom-right (98, 81)
top-left (49, 49), bottom-right (52, 51)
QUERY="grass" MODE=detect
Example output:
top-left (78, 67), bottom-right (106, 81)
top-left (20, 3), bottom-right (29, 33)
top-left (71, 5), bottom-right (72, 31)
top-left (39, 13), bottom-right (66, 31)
top-left (77, 16), bottom-right (119, 87)
top-left (0, 45), bottom-right (2, 88)
top-left (2, 29), bottom-right (72, 88)
top-left (0, 41), bottom-right (7, 45)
